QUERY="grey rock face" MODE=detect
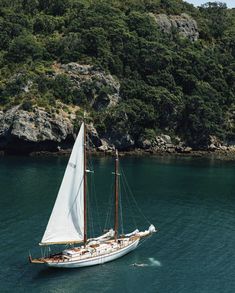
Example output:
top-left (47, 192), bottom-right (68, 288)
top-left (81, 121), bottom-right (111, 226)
top-left (59, 63), bottom-right (120, 110)
top-left (151, 13), bottom-right (199, 42)
top-left (98, 139), bottom-right (115, 152)
top-left (208, 135), bottom-right (235, 152)
top-left (112, 134), bottom-right (135, 150)
top-left (0, 61), bottom-right (124, 153)
top-left (0, 106), bottom-right (74, 153)
top-left (138, 133), bottom-right (192, 153)
top-left (160, 134), bottom-right (172, 144)
top-left (140, 139), bottom-right (152, 150)
top-left (86, 122), bottom-right (102, 148)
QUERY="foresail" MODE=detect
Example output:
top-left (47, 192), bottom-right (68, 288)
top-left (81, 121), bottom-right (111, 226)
top-left (41, 123), bottom-right (84, 245)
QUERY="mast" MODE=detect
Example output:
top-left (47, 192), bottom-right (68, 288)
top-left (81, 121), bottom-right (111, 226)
top-left (114, 150), bottom-right (119, 241)
top-left (83, 119), bottom-right (87, 246)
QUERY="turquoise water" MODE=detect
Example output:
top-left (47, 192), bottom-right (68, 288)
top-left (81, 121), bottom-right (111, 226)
top-left (1, 155), bottom-right (235, 292)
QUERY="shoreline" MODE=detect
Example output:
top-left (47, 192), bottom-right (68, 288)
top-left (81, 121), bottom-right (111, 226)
top-left (1, 148), bottom-right (235, 161)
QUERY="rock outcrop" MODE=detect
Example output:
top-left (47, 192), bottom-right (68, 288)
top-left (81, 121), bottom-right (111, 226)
top-left (0, 105), bottom-right (118, 154)
top-left (138, 134), bottom-right (190, 153)
top-left (55, 62), bottom-right (121, 110)
top-left (207, 135), bottom-right (235, 153)
top-left (0, 62), bottom-right (123, 154)
top-left (1, 64), bottom-right (234, 155)
top-left (1, 106), bottom-right (235, 155)
top-left (0, 106), bottom-right (74, 154)
top-left (151, 13), bottom-right (199, 42)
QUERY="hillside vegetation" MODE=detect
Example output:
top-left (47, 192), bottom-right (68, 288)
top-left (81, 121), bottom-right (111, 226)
top-left (0, 0), bottom-right (235, 150)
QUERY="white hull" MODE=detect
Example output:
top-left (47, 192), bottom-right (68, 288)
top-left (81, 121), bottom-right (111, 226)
top-left (46, 238), bottom-right (139, 268)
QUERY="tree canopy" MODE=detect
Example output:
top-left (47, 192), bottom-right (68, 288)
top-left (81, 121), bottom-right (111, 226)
top-left (0, 0), bottom-right (234, 148)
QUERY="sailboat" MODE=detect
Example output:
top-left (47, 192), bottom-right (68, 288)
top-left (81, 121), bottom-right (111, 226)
top-left (29, 121), bottom-right (156, 268)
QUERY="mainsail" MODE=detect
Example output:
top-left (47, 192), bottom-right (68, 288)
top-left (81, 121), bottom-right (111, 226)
top-left (40, 123), bottom-right (85, 245)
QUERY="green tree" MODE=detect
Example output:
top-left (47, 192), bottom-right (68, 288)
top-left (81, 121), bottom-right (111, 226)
top-left (7, 34), bottom-right (44, 62)
top-left (52, 74), bottom-right (73, 103)
top-left (199, 2), bottom-right (231, 39)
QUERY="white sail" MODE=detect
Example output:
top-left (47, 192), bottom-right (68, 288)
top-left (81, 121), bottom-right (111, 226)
top-left (40, 123), bottom-right (85, 245)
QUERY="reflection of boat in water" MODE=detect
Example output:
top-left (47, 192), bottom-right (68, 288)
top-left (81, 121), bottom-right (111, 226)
top-left (29, 120), bottom-right (156, 268)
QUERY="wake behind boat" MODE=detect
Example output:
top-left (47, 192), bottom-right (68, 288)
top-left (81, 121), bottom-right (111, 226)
top-left (29, 121), bottom-right (156, 268)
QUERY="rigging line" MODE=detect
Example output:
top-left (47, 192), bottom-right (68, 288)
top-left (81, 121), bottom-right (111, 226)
top-left (87, 180), bottom-right (95, 238)
top-left (119, 178), bottom-right (124, 235)
top-left (88, 150), bottom-right (102, 235)
top-left (121, 166), bottom-right (151, 225)
top-left (87, 134), bottom-right (93, 149)
top-left (104, 179), bottom-right (115, 230)
top-left (120, 167), bottom-right (138, 227)
top-left (40, 247), bottom-right (44, 258)
top-left (86, 133), bottom-right (102, 235)
top-left (87, 184), bottom-right (91, 238)
top-left (88, 190), bottom-right (93, 238)
top-left (138, 234), bottom-right (153, 249)
top-left (86, 134), bottom-right (92, 169)
top-left (120, 169), bottom-right (137, 229)
top-left (121, 165), bottom-right (151, 225)
top-left (104, 193), bottom-right (112, 230)
top-left (90, 189), bottom-right (95, 238)
top-left (86, 130), bottom-right (95, 238)
top-left (91, 172), bottom-right (102, 235)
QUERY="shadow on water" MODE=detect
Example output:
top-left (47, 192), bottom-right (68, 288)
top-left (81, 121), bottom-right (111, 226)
top-left (32, 261), bottom-right (117, 281)
top-left (33, 266), bottom-right (82, 280)
top-left (29, 262), bottom-right (127, 293)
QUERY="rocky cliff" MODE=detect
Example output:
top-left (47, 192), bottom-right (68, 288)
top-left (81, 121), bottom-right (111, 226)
top-left (151, 13), bottom-right (199, 42)
top-left (0, 105), bottom-right (190, 154)
top-left (0, 62), bottom-right (121, 154)
top-left (55, 62), bottom-right (120, 110)
top-left (0, 63), bottom-right (234, 155)
top-left (2, 103), bottom-right (233, 155)
top-left (0, 105), bottom-right (75, 154)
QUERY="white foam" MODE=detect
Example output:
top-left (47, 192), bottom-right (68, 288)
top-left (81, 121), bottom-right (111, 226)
top-left (131, 257), bottom-right (162, 268)
top-left (148, 257), bottom-right (162, 267)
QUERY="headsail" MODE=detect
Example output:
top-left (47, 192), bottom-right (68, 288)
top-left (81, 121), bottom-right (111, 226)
top-left (40, 123), bottom-right (85, 245)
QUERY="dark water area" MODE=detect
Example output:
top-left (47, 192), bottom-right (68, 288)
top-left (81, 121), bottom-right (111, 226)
top-left (1, 155), bottom-right (235, 293)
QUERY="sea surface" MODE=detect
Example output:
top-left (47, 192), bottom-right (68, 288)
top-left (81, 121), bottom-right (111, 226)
top-left (0, 155), bottom-right (235, 293)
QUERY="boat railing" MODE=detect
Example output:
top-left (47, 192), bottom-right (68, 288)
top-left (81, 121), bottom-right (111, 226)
top-left (50, 237), bottom-right (137, 263)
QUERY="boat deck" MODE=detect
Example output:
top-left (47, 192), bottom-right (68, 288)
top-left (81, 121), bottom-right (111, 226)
top-left (30, 236), bottom-right (140, 264)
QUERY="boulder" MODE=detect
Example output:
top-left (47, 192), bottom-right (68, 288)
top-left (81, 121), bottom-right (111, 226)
top-left (160, 134), bottom-right (172, 144)
top-left (154, 134), bottom-right (174, 151)
top-left (183, 147), bottom-right (192, 153)
top-left (208, 144), bottom-right (217, 151)
top-left (98, 139), bottom-right (114, 152)
top-left (219, 146), bottom-right (228, 151)
top-left (209, 135), bottom-right (222, 148)
top-left (165, 143), bottom-right (174, 149)
top-left (227, 146), bottom-right (235, 152)
top-left (139, 139), bottom-right (152, 149)
top-left (175, 146), bottom-right (192, 153)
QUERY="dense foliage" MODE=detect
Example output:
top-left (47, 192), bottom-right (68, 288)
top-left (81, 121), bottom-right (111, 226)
top-left (0, 0), bottom-right (234, 148)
